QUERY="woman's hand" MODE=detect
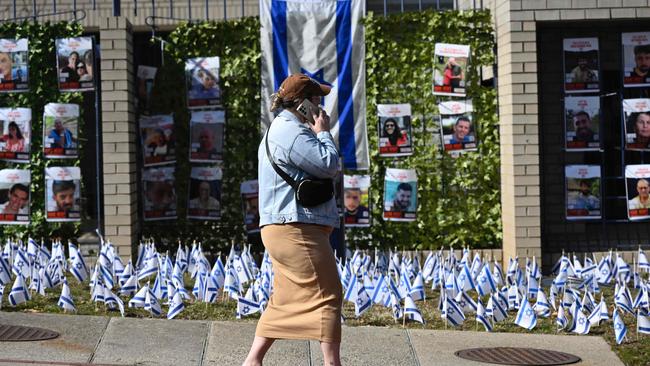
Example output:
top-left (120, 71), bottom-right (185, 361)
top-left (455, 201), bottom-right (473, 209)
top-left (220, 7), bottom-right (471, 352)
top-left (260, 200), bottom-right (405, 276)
top-left (311, 108), bottom-right (330, 134)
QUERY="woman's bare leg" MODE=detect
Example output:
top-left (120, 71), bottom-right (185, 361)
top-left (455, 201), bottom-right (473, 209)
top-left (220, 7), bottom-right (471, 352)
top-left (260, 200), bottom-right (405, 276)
top-left (242, 336), bottom-right (275, 366)
top-left (320, 341), bottom-right (341, 366)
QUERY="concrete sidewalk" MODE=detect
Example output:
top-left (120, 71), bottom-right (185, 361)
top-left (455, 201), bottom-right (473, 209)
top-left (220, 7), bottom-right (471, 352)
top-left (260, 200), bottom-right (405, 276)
top-left (0, 312), bottom-right (623, 366)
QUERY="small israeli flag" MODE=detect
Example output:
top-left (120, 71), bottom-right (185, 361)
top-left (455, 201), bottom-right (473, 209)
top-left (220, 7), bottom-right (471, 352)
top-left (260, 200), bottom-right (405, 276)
top-left (639, 248), bottom-right (650, 271)
top-left (354, 276), bottom-right (372, 317)
top-left (556, 304), bottom-right (568, 330)
top-left (613, 309), bottom-right (627, 344)
top-left (476, 299), bottom-right (493, 332)
top-left (569, 303), bottom-right (590, 335)
top-left (144, 288), bottom-right (161, 317)
top-left (409, 273), bottom-right (425, 302)
top-left (120, 273), bottom-right (139, 296)
top-left (533, 289), bottom-right (551, 318)
top-left (57, 279), bottom-right (76, 312)
top-left (371, 274), bottom-right (390, 306)
top-left (404, 294), bottom-right (424, 324)
top-left (442, 295), bottom-right (465, 327)
top-left (476, 264), bottom-right (497, 297)
top-left (128, 284), bottom-right (149, 308)
top-left (167, 290), bottom-right (185, 320)
top-left (0, 255), bottom-right (11, 285)
top-left (9, 275), bottom-right (29, 306)
top-left (514, 297), bottom-right (537, 330)
top-left (638, 311), bottom-right (650, 335)
top-left (70, 251), bottom-right (88, 283)
top-left (236, 296), bottom-right (261, 319)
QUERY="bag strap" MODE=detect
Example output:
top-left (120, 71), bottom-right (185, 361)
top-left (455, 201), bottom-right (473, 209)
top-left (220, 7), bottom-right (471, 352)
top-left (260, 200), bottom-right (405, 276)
top-left (265, 126), bottom-right (299, 190)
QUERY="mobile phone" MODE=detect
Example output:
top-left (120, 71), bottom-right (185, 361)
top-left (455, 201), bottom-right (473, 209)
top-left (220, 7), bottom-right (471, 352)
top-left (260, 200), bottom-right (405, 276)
top-left (296, 99), bottom-right (319, 124)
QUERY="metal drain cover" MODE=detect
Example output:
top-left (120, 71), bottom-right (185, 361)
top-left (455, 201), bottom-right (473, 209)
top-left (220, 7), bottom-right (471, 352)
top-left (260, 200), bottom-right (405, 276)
top-left (455, 347), bottom-right (581, 365)
top-left (0, 324), bottom-right (59, 342)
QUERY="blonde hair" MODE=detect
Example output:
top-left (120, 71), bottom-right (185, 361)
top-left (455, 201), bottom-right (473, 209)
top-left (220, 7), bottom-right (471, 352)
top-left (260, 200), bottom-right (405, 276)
top-left (269, 92), bottom-right (299, 112)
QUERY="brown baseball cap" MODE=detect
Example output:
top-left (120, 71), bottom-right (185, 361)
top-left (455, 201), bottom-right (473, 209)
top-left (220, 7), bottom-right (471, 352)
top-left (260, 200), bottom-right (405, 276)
top-left (277, 73), bottom-right (331, 101)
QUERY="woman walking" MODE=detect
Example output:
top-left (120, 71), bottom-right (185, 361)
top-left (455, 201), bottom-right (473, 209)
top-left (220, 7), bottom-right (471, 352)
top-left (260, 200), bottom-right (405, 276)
top-left (243, 74), bottom-right (342, 366)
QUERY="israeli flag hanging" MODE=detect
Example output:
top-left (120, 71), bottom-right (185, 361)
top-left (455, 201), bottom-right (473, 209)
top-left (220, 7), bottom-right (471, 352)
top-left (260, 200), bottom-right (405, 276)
top-left (260, 0), bottom-right (369, 170)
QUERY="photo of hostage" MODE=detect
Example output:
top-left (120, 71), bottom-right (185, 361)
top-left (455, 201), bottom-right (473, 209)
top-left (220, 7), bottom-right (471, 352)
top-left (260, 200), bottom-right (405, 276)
top-left (0, 51), bottom-right (12, 82)
top-left (76, 61), bottom-right (92, 82)
top-left (243, 73), bottom-right (341, 366)
top-left (48, 119), bottom-right (77, 149)
top-left (0, 183), bottom-right (28, 214)
top-left (442, 57), bottom-right (464, 88)
top-left (629, 178), bottom-right (650, 210)
top-left (189, 69), bottom-right (220, 100)
top-left (196, 127), bottom-right (218, 155)
top-left (569, 56), bottom-right (598, 83)
top-left (388, 182), bottom-right (413, 212)
top-left (0, 121), bottom-right (26, 152)
top-left (144, 180), bottom-right (175, 211)
top-left (381, 118), bottom-right (408, 147)
top-left (630, 45), bottom-right (650, 79)
top-left (344, 187), bottom-right (368, 220)
top-left (571, 111), bottom-right (596, 143)
top-left (630, 112), bottom-right (650, 147)
top-left (568, 180), bottom-right (600, 211)
top-left (60, 51), bottom-right (80, 83)
top-left (144, 128), bottom-right (169, 157)
top-left (244, 196), bottom-right (260, 228)
top-left (47, 180), bottom-right (78, 213)
top-left (188, 181), bottom-right (220, 211)
top-left (449, 116), bottom-right (473, 144)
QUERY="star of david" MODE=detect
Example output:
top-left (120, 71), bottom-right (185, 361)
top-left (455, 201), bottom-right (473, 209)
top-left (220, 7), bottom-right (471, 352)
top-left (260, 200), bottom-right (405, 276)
top-left (400, 280), bottom-right (405, 287)
top-left (448, 308), bottom-right (454, 315)
top-left (578, 318), bottom-right (585, 325)
top-left (615, 323), bottom-right (623, 330)
top-left (242, 306), bottom-right (250, 313)
top-left (459, 274), bottom-right (466, 282)
top-left (75, 263), bottom-right (82, 270)
top-left (356, 298), bottom-right (363, 306)
top-left (263, 282), bottom-right (269, 289)
top-left (237, 266), bottom-right (242, 272)
top-left (16, 261), bottom-right (23, 269)
top-left (0, 267), bottom-right (3, 273)
top-left (525, 309), bottom-right (534, 317)
top-left (601, 269), bottom-right (608, 275)
top-left (382, 286), bottom-right (389, 293)
top-left (459, 300), bottom-right (466, 308)
top-left (480, 277), bottom-right (488, 284)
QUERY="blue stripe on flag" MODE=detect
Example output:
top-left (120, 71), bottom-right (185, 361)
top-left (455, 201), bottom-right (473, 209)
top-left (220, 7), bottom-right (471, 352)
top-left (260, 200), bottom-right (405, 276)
top-left (335, 0), bottom-right (357, 169)
top-left (271, 0), bottom-right (288, 91)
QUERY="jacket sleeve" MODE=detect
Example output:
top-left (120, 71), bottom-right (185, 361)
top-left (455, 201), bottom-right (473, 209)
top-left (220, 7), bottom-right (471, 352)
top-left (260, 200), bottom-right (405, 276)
top-left (287, 128), bottom-right (339, 179)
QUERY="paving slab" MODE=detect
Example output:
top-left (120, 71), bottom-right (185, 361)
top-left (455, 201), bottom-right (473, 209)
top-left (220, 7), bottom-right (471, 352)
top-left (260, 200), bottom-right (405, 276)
top-left (409, 329), bottom-right (624, 366)
top-left (91, 317), bottom-right (209, 366)
top-left (0, 312), bottom-right (109, 364)
top-left (310, 326), bottom-right (416, 366)
top-left (203, 321), bottom-right (309, 366)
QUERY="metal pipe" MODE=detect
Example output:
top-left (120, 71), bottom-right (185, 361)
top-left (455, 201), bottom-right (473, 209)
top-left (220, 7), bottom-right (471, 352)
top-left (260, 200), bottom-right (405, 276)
top-left (223, 0), bottom-right (227, 20)
top-left (112, 0), bottom-right (120, 16)
top-left (134, 0), bottom-right (138, 16)
top-left (93, 38), bottom-right (104, 249)
top-left (383, 0), bottom-right (386, 16)
top-left (205, 0), bottom-right (209, 20)
top-left (32, 0), bottom-right (37, 21)
top-left (242, 0), bottom-right (245, 18)
top-left (53, 0), bottom-right (56, 13)
top-left (13, 0), bottom-right (17, 19)
top-left (169, 0), bottom-right (173, 19)
top-left (188, 0), bottom-right (192, 21)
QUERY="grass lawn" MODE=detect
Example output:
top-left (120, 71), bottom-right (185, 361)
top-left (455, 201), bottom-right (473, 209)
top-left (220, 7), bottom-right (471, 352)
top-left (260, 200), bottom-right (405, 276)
top-left (1, 280), bottom-right (648, 366)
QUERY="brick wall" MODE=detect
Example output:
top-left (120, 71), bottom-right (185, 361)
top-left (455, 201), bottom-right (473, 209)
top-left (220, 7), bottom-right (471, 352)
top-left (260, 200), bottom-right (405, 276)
top-left (100, 17), bottom-right (138, 261)
top-left (494, 0), bottom-right (650, 267)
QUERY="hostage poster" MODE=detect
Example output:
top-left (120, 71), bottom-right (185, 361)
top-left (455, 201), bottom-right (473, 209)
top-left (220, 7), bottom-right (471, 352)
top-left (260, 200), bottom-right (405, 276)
top-left (240, 179), bottom-right (260, 234)
top-left (0, 38), bottom-right (28, 92)
top-left (43, 103), bottom-right (79, 159)
top-left (143, 166), bottom-right (176, 221)
top-left (189, 110), bottom-right (225, 163)
top-left (0, 108), bottom-right (30, 162)
top-left (185, 57), bottom-right (221, 108)
top-left (188, 167), bottom-right (222, 221)
top-left (56, 37), bottom-right (94, 92)
top-left (565, 96), bottom-right (600, 151)
top-left (563, 37), bottom-right (600, 93)
top-left (45, 167), bottom-right (81, 222)
top-left (377, 104), bottom-right (413, 157)
top-left (344, 174), bottom-right (370, 227)
top-left (140, 114), bottom-right (176, 166)
top-left (565, 165), bottom-right (601, 220)
top-left (383, 168), bottom-right (417, 222)
top-left (0, 169), bottom-right (30, 224)
top-left (433, 43), bottom-right (470, 97)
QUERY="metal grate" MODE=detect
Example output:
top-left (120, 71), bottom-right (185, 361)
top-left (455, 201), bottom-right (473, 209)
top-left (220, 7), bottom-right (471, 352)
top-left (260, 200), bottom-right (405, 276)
top-left (455, 347), bottom-right (581, 366)
top-left (0, 324), bottom-right (59, 342)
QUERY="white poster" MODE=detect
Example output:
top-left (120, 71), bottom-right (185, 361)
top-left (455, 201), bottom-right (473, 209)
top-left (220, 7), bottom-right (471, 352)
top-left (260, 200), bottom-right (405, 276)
top-left (622, 32), bottom-right (650, 88)
top-left (240, 179), bottom-right (260, 234)
top-left (433, 43), bottom-right (470, 97)
top-left (563, 37), bottom-right (599, 93)
top-left (0, 108), bottom-right (30, 162)
top-left (140, 114), bottom-right (176, 166)
top-left (143, 166), bottom-right (176, 221)
top-left (343, 174), bottom-right (370, 227)
top-left (383, 168), bottom-right (417, 222)
top-left (0, 38), bottom-right (29, 92)
top-left (377, 104), bottom-right (413, 157)
top-left (56, 37), bottom-right (94, 92)
top-left (0, 169), bottom-right (30, 224)
top-left (564, 96), bottom-right (600, 151)
top-left (623, 98), bottom-right (650, 151)
top-left (438, 100), bottom-right (477, 153)
top-left (626, 165), bottom-right (650, 221)
top-left (43, 103), bottom-right (79, 159)
top-left (45, 167), bottom-right (81, 222)
top-left (565, 165), bottom-right (601, 220)
top-left (188, 167), bottom-right (222, 221)
top-left (189, 110), bottom-right (225, 163)
top-left (185, 57), bottom-right (221, 109)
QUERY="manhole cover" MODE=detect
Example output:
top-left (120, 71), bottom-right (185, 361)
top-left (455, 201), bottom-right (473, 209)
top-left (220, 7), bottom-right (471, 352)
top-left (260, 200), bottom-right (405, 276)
top-left (0, 324), bottom-right (59, 342)
top-left (455, 347), bottom-right (581, 365)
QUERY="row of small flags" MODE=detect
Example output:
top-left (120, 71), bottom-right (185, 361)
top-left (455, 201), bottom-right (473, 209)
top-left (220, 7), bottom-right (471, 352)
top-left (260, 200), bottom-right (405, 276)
top-left (1, 238), bottom-right (649, 344)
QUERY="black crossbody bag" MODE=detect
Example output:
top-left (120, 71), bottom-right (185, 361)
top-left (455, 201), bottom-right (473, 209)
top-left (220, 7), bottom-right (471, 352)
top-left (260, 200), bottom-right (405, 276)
top-left (265, 129), bottom-right (334, 207)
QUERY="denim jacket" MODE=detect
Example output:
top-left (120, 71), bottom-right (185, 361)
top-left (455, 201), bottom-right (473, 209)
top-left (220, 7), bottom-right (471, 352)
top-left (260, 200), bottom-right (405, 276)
top-left (258, 110), bottom-right (340, 228)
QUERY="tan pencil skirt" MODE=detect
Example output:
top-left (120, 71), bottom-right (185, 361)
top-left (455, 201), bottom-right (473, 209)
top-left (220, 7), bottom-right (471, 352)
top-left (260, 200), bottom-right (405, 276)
top-left (255, 223), bottom-right (342, 343)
